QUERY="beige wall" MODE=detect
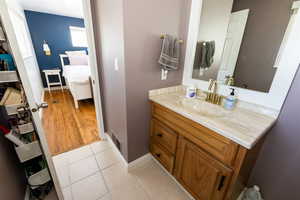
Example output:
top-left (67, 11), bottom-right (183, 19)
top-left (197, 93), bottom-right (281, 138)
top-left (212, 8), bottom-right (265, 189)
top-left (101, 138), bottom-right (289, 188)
top-left (91, 0), bottom-right (191, 162)
top-left (123, 0), bottom-right (191, 161)
top-left (232, 0), bottom-right (293, 92)
top-left (91, 0), bottom-right (129, 160)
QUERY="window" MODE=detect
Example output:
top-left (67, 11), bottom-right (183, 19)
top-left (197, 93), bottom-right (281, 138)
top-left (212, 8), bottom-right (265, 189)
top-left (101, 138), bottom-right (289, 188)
top-left (70, 26), bottom-right (88, 47)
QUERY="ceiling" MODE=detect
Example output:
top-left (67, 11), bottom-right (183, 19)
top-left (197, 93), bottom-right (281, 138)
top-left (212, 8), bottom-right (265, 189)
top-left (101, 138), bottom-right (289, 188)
top-left (18, 0), bottom-right (84, 18)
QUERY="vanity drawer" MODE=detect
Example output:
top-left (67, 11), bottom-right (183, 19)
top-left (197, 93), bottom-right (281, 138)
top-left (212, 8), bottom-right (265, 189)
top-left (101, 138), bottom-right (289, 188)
top-left (152, 102), bottom-right (239, 167)
top-left (151, 119), bottom-right (178, 154)
top-left (150, 142), bottom-right (175, 173)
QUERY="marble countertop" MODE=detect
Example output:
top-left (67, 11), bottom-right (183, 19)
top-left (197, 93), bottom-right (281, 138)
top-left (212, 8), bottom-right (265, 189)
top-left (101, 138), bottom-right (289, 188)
top-left (149, 92), bottom-right (277, 149)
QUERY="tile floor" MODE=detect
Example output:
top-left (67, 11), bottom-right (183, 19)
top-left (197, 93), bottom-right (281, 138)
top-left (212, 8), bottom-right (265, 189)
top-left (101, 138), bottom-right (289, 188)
top-left (52, 140), bottom-right (192, 200)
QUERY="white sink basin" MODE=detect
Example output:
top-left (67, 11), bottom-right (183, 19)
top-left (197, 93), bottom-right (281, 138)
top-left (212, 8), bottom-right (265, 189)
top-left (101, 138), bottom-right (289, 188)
top-left (175, 98), bottom-right (228, 118)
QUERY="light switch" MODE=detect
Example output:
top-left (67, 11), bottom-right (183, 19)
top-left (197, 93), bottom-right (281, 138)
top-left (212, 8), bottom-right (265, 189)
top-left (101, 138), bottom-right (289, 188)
top-left (161, 69), bottom-right (168, 80)
top-left (114, 58), bottom-right (119, 71)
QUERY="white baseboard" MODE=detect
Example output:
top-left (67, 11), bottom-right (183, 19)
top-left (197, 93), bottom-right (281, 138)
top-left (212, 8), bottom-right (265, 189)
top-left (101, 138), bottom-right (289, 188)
top-left (151, 155), bottom-right (196, 200)
top-left (105, 133), bottom-right (152, 171)
top-left (44, 86), bottom-right (68, 91)
top-left (105, 133), bottom-right (129, 168)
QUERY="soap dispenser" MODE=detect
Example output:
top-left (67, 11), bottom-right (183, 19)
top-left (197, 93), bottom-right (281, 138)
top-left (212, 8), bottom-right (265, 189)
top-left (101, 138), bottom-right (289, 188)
top-left (224, 88), bottom-right (237, 110)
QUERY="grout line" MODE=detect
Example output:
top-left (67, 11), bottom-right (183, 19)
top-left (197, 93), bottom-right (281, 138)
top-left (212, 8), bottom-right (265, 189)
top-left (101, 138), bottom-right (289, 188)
top-left (92, 147), bottom-right (113, 156)
top-left (93, 149), bottom-right (111, 200)
top-left (55, 152), bottom-right (95, 169)
top-left (69, 186), bottom-right (75, 200)
top-left (54, 143), bottom-right (112, 167)
top-left (62, 168), bottom-right (101, 189)
top-left (68, 170), bottom-right (102, 200)
top-left (54, 142), bottom-right (115, 200)
top-left (69, 157), bottom-right (101, 185)
top-left (58, 155), bottom-right (100, 189)
top-left (135, 177), bottom-right (152, 200)
top-left (98, 160), bottom-right (122, 171)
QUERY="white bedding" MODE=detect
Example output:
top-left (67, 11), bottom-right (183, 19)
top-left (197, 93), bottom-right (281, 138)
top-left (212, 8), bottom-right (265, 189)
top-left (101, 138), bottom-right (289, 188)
top-left (62, 65), bottom-right (91, 83)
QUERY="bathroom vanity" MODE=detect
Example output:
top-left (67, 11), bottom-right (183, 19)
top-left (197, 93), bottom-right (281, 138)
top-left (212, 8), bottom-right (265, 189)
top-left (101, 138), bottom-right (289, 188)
top-left (147, 0), bottom-right (299, 199)
top-left (148, 87), bottom-right (276, 200)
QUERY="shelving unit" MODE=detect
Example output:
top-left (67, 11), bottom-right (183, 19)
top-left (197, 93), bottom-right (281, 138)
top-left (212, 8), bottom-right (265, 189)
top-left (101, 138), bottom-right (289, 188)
top-left (0, 22), bottom-right (52, 199)
top-left (28, 169), bottom-right (51, 188)
top-left (0, 71), bottom-right (19, 83)
top-left (15, 141), bottom-right (43, 162)
top-left (18, 122), bottom-right (34, 134)
top-left (4, 103), bottom-right (26, 115)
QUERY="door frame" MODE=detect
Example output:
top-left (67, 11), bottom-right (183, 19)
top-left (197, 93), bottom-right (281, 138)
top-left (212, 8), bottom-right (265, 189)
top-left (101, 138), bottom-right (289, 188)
top-left (0, 0), bottom-right (64, 199)
top-left (0, 1), bottom-right (105, 199)
top-left (82, 0), bottom-right (106, 141)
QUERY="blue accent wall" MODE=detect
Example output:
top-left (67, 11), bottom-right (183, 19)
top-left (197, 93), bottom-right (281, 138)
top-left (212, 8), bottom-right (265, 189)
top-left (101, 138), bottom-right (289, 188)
top-left (24, 10), bottom-right (87, 87)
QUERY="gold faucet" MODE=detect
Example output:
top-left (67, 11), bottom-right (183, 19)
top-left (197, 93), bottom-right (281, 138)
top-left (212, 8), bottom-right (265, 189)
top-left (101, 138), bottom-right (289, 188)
top-left (205, 79), bottom-right (223, 105)
top-left (225, 76), bottom-right (235, 86)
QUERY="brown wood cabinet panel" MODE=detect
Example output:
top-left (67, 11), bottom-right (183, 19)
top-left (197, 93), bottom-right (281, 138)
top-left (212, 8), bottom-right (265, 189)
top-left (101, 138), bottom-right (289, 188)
top-left (151, 119), bottom-right (178, 154)
top-left (150, 142), bottom-right (175, 173)
top-left (175, 137), bottom-right (233, 200)
top-left (152, 102), bottom-right (238, 166)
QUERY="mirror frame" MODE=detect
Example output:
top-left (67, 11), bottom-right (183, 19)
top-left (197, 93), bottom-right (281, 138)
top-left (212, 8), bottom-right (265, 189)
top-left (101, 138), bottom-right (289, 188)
top-left (182, 0), bottom-right (300, 110)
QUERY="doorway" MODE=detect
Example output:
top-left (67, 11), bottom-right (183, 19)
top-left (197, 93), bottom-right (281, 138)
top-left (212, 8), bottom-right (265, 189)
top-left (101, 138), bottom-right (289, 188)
top-left (0, 0), bottom-right (105, 199)
top-left (43, 89), bottom-right (99, 155)
top-left (18, 0), bottom-right (104, 155)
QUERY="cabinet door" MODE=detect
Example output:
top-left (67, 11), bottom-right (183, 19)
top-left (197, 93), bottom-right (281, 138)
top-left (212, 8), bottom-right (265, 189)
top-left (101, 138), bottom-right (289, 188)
top-left (175, 137), bottom-right (233, 200)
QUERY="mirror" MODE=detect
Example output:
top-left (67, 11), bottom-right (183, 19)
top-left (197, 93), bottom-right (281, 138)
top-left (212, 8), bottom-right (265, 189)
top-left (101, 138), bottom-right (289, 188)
top-left (192, 0), bottom-right (293, 93)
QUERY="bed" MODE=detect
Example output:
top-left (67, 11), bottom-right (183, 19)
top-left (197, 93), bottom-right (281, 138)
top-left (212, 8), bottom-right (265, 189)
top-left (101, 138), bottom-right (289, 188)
top-left (59, 52), bottom-right (92, 109)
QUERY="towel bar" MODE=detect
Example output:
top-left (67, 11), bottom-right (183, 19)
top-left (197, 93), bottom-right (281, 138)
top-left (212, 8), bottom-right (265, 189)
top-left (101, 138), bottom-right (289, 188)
top-left (160, 34), bottom-right (184, 43)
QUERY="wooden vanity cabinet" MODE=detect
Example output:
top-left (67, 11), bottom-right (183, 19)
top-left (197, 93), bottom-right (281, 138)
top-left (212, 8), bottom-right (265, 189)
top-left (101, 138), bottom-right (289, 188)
top-left (175, 136), bottom-right (233, 200)
top-left (150, 102), bottom-right (263, 200)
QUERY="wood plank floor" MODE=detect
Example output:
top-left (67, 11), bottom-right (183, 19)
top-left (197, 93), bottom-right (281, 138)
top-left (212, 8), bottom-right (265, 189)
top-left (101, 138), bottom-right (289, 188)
top-left (42, 90), bottom-right (100, 156)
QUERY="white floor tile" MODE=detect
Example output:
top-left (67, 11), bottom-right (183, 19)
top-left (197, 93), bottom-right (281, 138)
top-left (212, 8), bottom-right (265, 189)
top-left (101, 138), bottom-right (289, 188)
top-left (66, 145), bottom-right (94, 164)
top-left (56, 165), bottom-right (70, 188)
top-left (69, 156), bottom-right (99, 183)
top-left (132, 159), bottom-right (191, 200)
top-left (53, 153), bottom-right (69, 169)
top-left (90, 141), bottom-right (112, 154)
top-left (62, 187), bottom-right (73, 200)
top-left (71, 172), bottom-right (108, 200)
top-left (110, 183), bottom-right (149, 200)
top-left (95, 149), bottom-right (121, 170)
top-left (102, 162), bottom-right (139, 190)
top-left (54, 144), bottom-right (191, 200)
top-left (98, 193), bottom-right (111, 200)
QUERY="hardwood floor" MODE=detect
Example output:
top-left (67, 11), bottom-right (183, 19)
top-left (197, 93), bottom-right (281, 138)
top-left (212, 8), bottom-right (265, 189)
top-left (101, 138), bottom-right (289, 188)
top-left (42, 90), bottom-right (100, 156)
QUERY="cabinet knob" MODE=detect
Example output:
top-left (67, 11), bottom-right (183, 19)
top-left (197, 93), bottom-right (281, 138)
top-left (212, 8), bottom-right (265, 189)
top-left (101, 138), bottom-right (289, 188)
top-left (155, 153), bottom-right (161, 158)
top-left (157, 133), bottom-right (163, 137)
top-left (218, 175), bottom-right (226, 191)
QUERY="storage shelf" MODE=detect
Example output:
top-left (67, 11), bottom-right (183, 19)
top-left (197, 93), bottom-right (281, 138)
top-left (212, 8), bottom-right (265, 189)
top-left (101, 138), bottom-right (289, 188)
top-left (15, 141), bottom-right (42, 163)
top-left (17, 122), bottom-right (34, 134)
top-left (28, 168), bottom-right (51, 187)
top-left (0, 71), bottom-right (19, 83)
top-left (4, 103), bottom-right (26, 115)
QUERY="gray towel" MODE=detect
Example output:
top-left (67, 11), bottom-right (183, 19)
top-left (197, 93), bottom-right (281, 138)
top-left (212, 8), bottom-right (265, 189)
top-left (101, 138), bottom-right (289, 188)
top-left (158, 34), bottom-right (181, 71)
top-left (193, 41), bottom-right (215, 76)
top-left (206, 41), bottom-right (215, 67)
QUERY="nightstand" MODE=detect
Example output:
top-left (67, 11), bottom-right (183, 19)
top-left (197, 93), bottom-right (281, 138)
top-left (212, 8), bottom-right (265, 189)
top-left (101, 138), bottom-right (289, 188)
top-left (43, 69), bottom-right (63, 92)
